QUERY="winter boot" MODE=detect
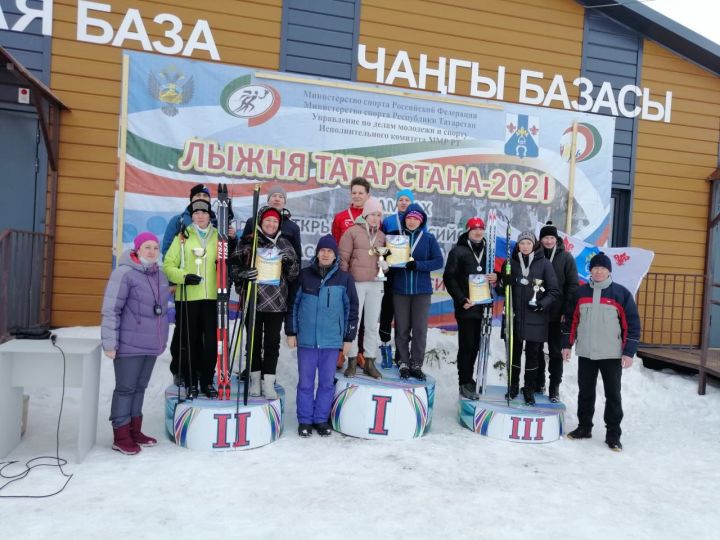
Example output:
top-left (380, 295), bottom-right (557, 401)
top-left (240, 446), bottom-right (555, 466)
top-left (344, 356), bottom-right (358, 378)
top-left (249, 372), bottom-right (262, 397)
top-left (409, 366), bottom-right (427, 381)
top-left (298, 424), bottom-right (313, 438)
top-left (336, 350), bottom-right (345, 370)
top-left (605, 435), bottom-right (623, 452)
top-left (504, 385), bottom-right (519, 400)
top-left (380, 343), bottom-right (393, 369)
top-left (460, 382), bottom-right (479, 400)
top-left (129, 416), bottom-right (157, 447)
top-left (314, 422), bottom-right (332, 437)
top-left (522, 386), bottom-right (536, 406)
top-left (399, 364), bottom-right (410, 380)
top-left (188, 385), bottom-right (199, 399)
top-left (566, 426), bottom-right (592, 439)
top-left (262, 374), bottom-right (278, 399)
top-left (112, 424), bottom-right (141, 455)
top-left (549, 384), bottom-right (560, 403)
top-left (363, 357), bottom-right (382, 379)
top-left (203, 383), bottom-right (218, 399)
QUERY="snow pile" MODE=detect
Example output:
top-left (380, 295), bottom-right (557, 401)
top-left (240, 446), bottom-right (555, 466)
top-left (1, 326), bottom-right (719, 539)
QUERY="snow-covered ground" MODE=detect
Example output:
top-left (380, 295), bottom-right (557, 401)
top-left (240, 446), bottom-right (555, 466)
top-left (1, 326), bottom-right (719, 539)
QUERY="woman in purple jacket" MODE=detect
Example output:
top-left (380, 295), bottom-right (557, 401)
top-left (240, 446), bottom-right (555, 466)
top-left (101, 232), bottom-right (170, 455)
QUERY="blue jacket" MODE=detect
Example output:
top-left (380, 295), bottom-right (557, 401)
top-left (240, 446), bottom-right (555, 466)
top-left (286, 259), bottom-right (359, 349)
top-left (382, 212), bottom-right (405, 235)
top-left (392, 203), bottom-right (444, 296)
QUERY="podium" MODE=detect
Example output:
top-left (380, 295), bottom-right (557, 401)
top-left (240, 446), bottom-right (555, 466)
top-left (458, 385), bottom-right (566, 443)
top-left (331, 368), bottom-right (435, 440)
top-left (165, 377), bottom-right (285, 451)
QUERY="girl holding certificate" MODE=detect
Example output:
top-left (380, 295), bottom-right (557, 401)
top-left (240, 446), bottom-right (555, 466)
top-left (392, 203), bottom-right (444, 380)
top-left (338, 197), bottom-right (387, 379)
top-left (231, 206), bottom-right (299, 398)
top-left (443, 217), bottom-right (498, 400)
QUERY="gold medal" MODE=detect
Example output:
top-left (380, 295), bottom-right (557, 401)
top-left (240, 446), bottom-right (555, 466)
top-left (408, 256), bottom-right (414, 262)
top-left (369, 249), bottom-right (375, 256)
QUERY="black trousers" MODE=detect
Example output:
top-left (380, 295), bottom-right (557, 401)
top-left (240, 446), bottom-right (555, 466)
top-left (577, 357), bottom-right (623, 438)
top-left (456, 317), bottom-right (483, 387)
top-left (379, 276), bottom-right (395, 343)
top-left (510, 331), bottom-right (542, 391)
top-left (174, 299), bottom-right (217, 387)
top-left (537, 320), bottom-right (564, 388)
top-left (246, 311), bottom-right (284, 375)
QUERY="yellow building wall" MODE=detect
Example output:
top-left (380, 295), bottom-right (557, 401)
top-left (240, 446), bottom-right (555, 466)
top-left (633, 40), bottom-right (720, 345)
top-left (49, 0), bottom-right (282, 326)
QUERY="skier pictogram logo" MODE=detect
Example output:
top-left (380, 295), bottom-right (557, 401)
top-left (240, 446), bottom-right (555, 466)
top-left (220, 76), bottom-right (281, 126)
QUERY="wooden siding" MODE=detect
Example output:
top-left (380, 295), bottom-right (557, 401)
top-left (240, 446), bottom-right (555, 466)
top-left (49, 0), bottom-right (282, 327)
top-left (357, 0), bottom-right (586, 103)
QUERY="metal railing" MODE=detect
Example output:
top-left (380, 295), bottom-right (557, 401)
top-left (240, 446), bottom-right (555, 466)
top-left (636, 272), bottom-right (704, 348)
top-left (0, 229), bottom-right (54, 343)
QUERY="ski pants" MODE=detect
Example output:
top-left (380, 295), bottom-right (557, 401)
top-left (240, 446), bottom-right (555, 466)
top-left (246, 311), bottom-right (284, 375)
top-left (296, 348), bottom-right (338, 425)
top-left (538, 320), bottom-right (564, 388)
top-left (577, 357), bottom-right (623, 439)
top-left (510, 334), bottom-right (542, 391)
top-left (110, 355), bottom-right (156, 428)
top-left (349, 281), bottom-right (384, 359)
top-left (456, 316), bottom-right (484, 387)
top-left (393, 294), bottom-right (431, 369)
top-left (175, 299), bottom-right (217, 387)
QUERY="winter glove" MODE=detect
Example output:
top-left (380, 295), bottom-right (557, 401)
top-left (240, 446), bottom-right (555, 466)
top-left (184, 273), bottom-right (202, 285)
top-left (238, 268), bottom-right (258, 282)
top-left (405, 260), bottom-right (417, 271)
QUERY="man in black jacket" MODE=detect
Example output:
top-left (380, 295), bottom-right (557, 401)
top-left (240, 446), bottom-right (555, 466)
top-left (443, 217), bottom-right (497, 400)
top-left (537, 222), bottom-right (578, 403)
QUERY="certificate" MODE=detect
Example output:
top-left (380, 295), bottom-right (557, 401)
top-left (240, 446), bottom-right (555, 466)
top-left (256, 248), bottom-right (282, 285)
top-left (469, 274), bottom-right (492, 305)
top-left (385, 235), bottom-right (410, 267)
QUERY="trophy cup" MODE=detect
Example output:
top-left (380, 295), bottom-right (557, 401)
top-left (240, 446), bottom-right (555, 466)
top-left (528, 278), bottom-right (545, 307)
top-left (373, 246), bottom-right (390, 281)
top-left (192, 247), bottom-right (206, 277)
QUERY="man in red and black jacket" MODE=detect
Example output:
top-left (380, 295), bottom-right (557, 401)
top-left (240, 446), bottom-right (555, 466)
top-left (561, 252), bottom-right (641, 452)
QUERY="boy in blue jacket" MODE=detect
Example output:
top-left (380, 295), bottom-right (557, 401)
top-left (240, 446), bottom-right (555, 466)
top-left (286, 235), bottom-right (359, 437)
top-left (392, 203), bottom-right (444, 380)
top-left (562, 252), bottom-right (641, 452)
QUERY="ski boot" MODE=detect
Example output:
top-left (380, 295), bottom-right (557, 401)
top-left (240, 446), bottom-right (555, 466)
top-left (380, 343), bottom-right (393, 369)
top-left (522, 386), bottom-right (536, 406)
top-left (363, 357), bottom-right (382, 379)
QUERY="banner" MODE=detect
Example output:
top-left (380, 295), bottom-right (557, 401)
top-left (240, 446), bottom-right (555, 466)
top-left (117, 51), bottom-right (617, 326)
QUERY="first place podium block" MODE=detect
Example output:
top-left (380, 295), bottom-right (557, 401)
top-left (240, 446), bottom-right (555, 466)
top-left (332, 368), bottom-right (435, 440)
top-left (458, 385), bottom-right (566, 444)
top-left (165, 378), bottom-right (285, 451)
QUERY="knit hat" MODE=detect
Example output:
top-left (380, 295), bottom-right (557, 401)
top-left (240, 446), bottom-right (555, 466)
top-left (405, 210), bottom-right (424, 223)
top-left (189, 183), bottom-right (210, 200)
top-left (362, 197), bottom-right (384, 218)
top-left (133, 231), bottom-right (159, 251)
top-left (517, 230), bottom-right (536, 245)
top-left (259, 207), bottom-right (282, 224)
top-left (589, 251), bottom-right (612, 272)
top-left (316, 234), bottom-right (338, 256)
top-left (396, 189), bottom-right (415, 202)
top-left (189, 199), bottom-right (211, 214)
top-left (266, 184), bottom-right (287, 203)
top-left (539, 221), bottom-right (559, 240)
top-left (466, 217), bottom-right (485, 231)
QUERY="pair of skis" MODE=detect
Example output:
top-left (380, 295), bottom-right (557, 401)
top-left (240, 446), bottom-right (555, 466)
top-left (474, 209), bottom-right (496, 396)
top-left (215, 184), bottom-right (231, 399)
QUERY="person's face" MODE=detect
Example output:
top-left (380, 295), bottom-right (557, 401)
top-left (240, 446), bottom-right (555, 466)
top-left (261, 216), bottom-right (280, 236)
top-left (351, 185), bottom-right (369, 208)
top-left (268, 193), bottom-right (285, 210)
top-left (518, 239), bottom-right (534, 255)
top-left (365, 211), bottom-right (381, 228)
top-left (192, 191), bottom-right (211, 203)
top-left (405, 216), bottom-right (421, 231)
top-left (591, 266), bottom-right (610, 282)
top-left (468, 228), bottom-right (485, 242)
top-left (397, 196), bottom-right (411, 213)
top-left (137, 240), bottom-right (160, 262)
top-left (541, 235), bottom-right (557, 249)
top-left (192, 210), bottom-right (210, 228)
top-left (317, 248), bottom-right (336, 266)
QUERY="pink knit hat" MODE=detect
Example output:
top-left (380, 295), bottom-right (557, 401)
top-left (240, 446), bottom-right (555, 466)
top-left (362, 197), bottom-right (384, 218)
top-left (134, 231), bottom-right (159, 251)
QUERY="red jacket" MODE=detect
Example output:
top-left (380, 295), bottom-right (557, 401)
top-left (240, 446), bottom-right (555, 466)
top-left (332, 206), bottom-right (364, 243)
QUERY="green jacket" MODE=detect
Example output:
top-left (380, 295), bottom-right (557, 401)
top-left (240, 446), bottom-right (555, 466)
top-left (163, 226), bottom-right (218, 301)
